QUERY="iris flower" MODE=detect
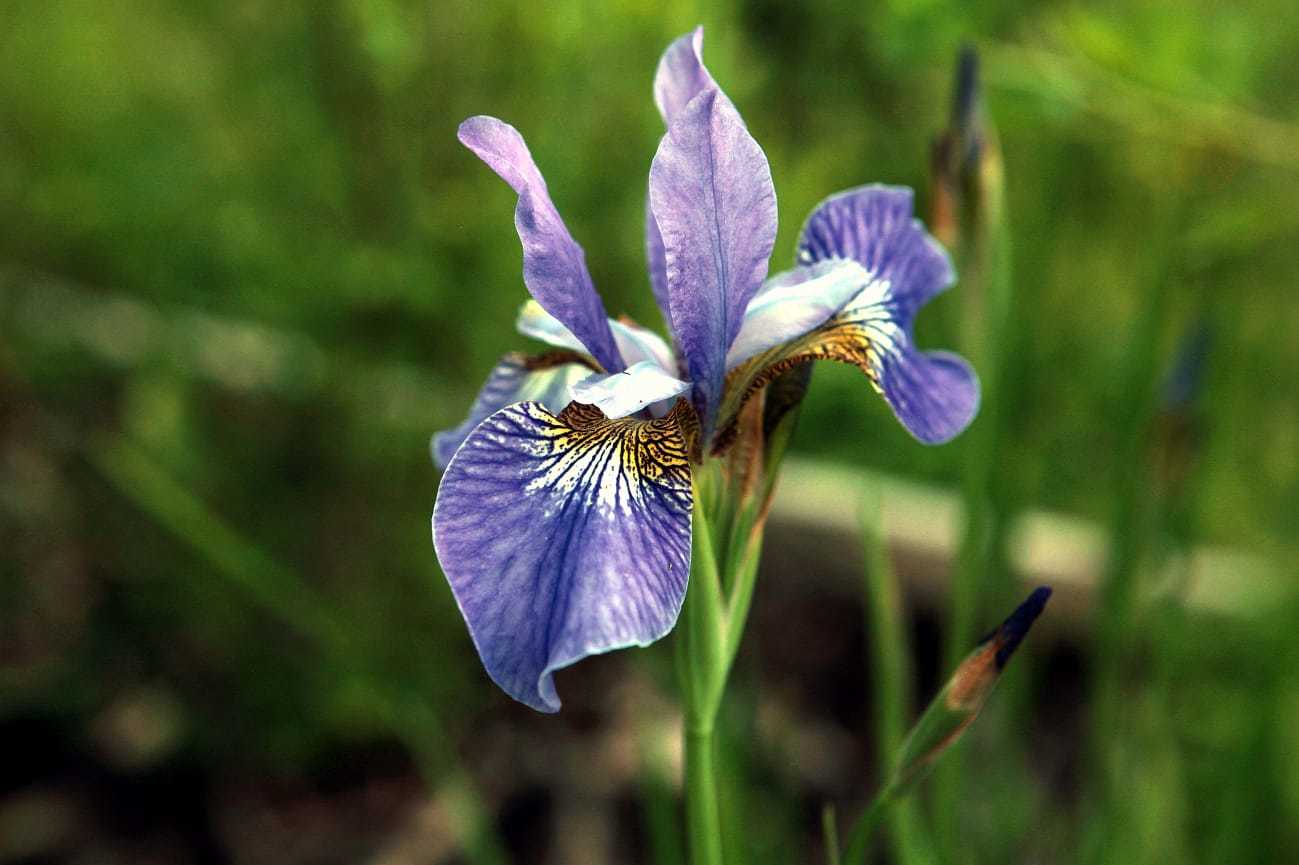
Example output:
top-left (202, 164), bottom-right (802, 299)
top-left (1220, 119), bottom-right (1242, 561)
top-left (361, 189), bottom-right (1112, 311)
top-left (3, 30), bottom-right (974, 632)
top-left (432, 28), bottom-right (978, 712)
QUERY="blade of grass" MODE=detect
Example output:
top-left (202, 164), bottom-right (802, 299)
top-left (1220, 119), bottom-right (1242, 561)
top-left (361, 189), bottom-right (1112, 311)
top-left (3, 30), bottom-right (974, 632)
top-left (1083, 203), bottom-right (1182, 865)
top-left (860, 491), bottom-right (936, 865)
top-left (638, 726), bottom-right (686, 865)
top-left (823, 804), bottom-right (842, 865)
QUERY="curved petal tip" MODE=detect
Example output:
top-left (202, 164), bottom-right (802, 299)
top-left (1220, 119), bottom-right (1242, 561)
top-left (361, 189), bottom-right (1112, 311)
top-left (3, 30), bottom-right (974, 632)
top-left (879, 347), bottom-right (980, 445)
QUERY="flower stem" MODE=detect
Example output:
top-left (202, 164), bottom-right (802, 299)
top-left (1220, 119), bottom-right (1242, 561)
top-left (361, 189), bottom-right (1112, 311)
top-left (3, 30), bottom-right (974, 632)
top-left (685, 724), bottom-right (725, 865)
top-left (721, 526), bottom-right (763, 673)
top-left (679, 490), bottom-right (729, 865)
top-left (679, 445), bottom-right (780, 865)
top-left (936, 123), bottom-right (1018, 856)
top-left (842, 789), bottom-right (892, 865)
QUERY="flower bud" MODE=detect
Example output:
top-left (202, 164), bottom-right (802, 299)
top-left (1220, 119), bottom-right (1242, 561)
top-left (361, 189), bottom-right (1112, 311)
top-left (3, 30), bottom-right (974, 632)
top-left (888, 587), bottom-right (1052, 795)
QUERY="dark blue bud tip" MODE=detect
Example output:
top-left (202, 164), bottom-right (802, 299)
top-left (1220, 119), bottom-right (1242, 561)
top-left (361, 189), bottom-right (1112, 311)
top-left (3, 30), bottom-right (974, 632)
top-left (993, 586), bottom-right (1052, 669)
top-left (1161, 320), bottom-right (1213, 411)
top-left (953, 44), bottom-right (980, 131)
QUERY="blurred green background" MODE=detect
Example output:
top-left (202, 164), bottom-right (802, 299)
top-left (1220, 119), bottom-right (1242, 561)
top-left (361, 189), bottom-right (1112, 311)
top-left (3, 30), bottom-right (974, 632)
top-left (2, 1), bottom-right (1297, 863)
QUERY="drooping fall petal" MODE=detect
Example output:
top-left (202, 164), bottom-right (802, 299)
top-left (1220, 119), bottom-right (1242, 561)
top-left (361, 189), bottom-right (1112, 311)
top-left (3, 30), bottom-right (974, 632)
top-left (797, 184), bottom-right (954, 327)
top-left (433, 400), bottom-right (695, 712)
top-left (714, 185), bottom-right (978, 449)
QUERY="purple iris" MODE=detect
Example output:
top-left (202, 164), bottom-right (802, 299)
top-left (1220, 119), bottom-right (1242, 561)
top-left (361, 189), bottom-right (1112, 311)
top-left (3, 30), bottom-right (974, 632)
top-left (432, 28), bottom-right (979, 712)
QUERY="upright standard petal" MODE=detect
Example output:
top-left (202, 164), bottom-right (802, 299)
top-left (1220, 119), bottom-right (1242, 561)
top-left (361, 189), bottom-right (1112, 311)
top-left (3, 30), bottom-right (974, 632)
top-left (645, 201), bottom-right (672, 330)
top-left (433, 401), bottom-right (694, 712)
top-left (649, 89), bottom-right (777, 437)
top-left (653, 27), bottom-right (716, 125)
top-left (431, 351), bottom-right (595, 469)
top-left (713, 186), bottom-right (978, 449)
top-left (459, 116), bottom-right (624, 373)
top-left (647, 27), bottom-right (720, 332)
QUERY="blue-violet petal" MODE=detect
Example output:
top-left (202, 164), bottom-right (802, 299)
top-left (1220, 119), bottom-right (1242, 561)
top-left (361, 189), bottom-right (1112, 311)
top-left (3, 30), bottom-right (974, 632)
top-left (648, 88), bottom-right (777, 437)
top-left (432, 401), bottom-right (693, 712)
top-left (713, 186), bottom-right (978, 447)
top-left (646, 27), bottom-right (721, 332)
top-left (797, 184), bottom-right (955, 328)
top-left (459, 116), bottom-right (624, 373)
top-left (516, 300), bottom-right (678, 375)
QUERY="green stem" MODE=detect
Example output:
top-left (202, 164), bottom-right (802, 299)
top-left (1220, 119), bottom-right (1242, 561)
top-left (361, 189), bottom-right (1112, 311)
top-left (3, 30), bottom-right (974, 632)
top-left (679, 455), bottom-right (780, 865)
top-left (946, 161), bottom-right (1017, 663)
top-left (686, 725), bottom-right (725, 865)
top-left (936, 153), bottom-right (1018, 856)
top-left (682, 497), bottom-right (726, 714)
top-left (721, 528), bottom-right (762, 673)
top-left (843, 790), bottom-right (892, 865)
top-left (862, 492), bottom-right (907, 737)
top-left (679, 491), bottom-right (729, 865)
top-left (860, 494), bottom-right (933, 865)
